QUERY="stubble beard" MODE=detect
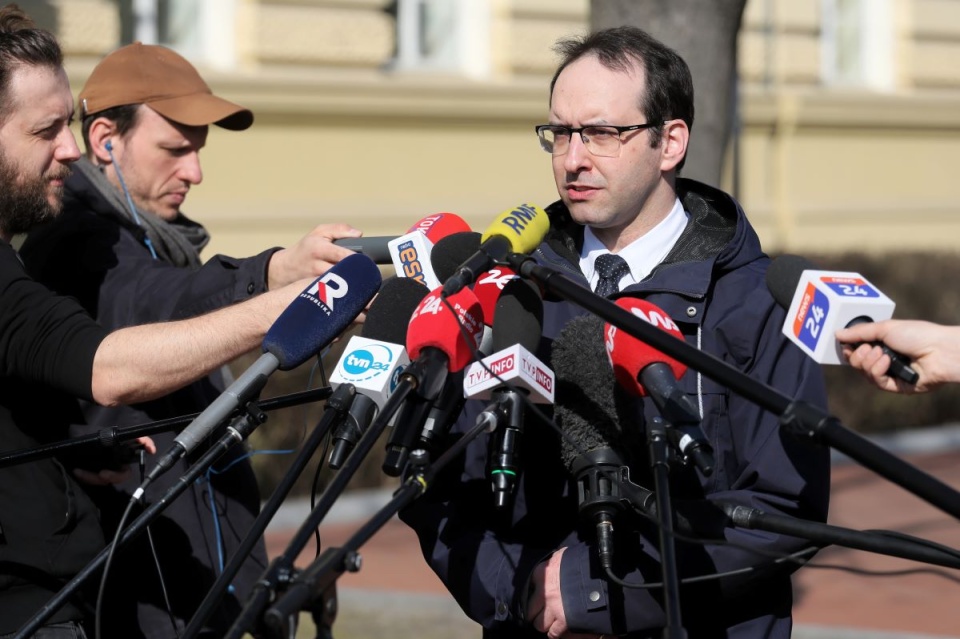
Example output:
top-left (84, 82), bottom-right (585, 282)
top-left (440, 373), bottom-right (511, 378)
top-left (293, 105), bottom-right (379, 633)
top-left (0, 150), bottom-right (69, 237)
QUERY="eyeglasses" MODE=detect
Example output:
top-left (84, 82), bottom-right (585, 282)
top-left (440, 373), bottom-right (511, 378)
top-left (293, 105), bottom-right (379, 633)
top-left (534, 123), bottom-right (663, 158)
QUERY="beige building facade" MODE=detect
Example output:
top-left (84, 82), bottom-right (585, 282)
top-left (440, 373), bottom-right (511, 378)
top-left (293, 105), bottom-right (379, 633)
top-left (31, 0), bottom-right (960, 257)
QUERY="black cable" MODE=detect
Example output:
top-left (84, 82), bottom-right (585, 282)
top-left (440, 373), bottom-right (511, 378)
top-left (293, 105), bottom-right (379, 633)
top-left (140, 449), bottom-right (180, 636)
top-left (95, 494), bottom-right (139, 639)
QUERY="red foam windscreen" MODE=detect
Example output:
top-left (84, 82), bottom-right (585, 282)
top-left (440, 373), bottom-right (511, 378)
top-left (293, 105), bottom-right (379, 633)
top-left (406, 213), bottom-right (472, 241)
top-left (471, 265), bottom-right (518, 327)
top-left (407, 286), bottom-right (484, 372)
top-left (604, 297), bottom-right (687, 397)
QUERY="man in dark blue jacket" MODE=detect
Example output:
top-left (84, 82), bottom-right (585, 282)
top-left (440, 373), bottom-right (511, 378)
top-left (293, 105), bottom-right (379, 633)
top-left (400, 26), bottom-right (830, 639)
top-left (20, 43), bottom-right (360, 638)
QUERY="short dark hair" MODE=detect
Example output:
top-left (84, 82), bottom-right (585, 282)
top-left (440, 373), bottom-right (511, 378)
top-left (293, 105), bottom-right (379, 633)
top-left (80, 103), bottom-right (140, 152)
top-left (0, 4), bottom-right (63, 122)
top-left (550, 26), bottom-right (694, 169)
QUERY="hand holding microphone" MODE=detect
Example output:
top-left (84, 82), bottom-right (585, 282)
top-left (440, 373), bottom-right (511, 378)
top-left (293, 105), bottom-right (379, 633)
top-left (268, 223), bottom-right (364, 289)
top-left (143, 253), bottom-right (382, 490)
top-left (330, 212), bottom-right (470, 270)
top-left (837, 319), bottom-right (960, 394)
top-left (766, 255), bottom-right (919, 385)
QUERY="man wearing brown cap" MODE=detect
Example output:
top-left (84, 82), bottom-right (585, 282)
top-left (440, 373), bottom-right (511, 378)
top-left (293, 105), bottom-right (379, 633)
top-left (0, 6), bottom-right (340, 637)
top-left (20, 42), bottom-right (359, 638)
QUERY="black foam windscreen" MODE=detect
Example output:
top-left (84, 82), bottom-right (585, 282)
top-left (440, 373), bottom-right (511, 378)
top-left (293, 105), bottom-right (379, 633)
top-left (491, 278), bottom-right (543, 353)
top-left (765, 254), bottom-right (817, 310)
top-left (362, 276), bottom-right (430, 345)
top-left (551, 313), bottom-right (624, 471)
top-left (430, 232), bottom-right (481, 282)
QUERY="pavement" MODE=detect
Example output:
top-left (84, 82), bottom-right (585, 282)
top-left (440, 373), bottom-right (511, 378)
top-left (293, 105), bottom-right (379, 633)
top-left (263, 425), bottom-right (960, 639)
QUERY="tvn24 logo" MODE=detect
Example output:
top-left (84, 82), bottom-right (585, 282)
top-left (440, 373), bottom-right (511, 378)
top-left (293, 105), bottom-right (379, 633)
top-left (341, 345), bottom-right (402, 389)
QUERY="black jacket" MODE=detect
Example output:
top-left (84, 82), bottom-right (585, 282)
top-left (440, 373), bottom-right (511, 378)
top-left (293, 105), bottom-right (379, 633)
top-left (0, 240), bottom-right (109, 633)
top-left (400, 180), bottom-right (831, 638)
top-left (20, 166), bottom-right (281, 638)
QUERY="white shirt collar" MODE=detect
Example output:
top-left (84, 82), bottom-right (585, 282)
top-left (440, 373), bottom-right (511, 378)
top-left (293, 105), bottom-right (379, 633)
top-left (580, 198), bottom-right (688, 291)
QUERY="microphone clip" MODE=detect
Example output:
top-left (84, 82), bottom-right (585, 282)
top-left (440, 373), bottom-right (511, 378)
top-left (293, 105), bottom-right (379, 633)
top-left (486, 389), bottom-right (525, 509)
top-left (571, 449), bottom-right (654, 521)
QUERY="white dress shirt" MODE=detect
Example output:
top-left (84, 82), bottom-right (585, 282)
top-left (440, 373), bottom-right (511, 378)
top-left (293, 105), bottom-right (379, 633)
top-left (580, 198), bottom-right (689, 291)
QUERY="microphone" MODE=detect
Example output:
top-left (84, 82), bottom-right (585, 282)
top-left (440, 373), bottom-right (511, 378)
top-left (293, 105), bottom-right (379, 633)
top-left (471, 263), bottom-right (519, 355)
top-left (388, 213), bottom-right (472, 289)
top-left (462, 278), bottom-right (552, 404)
top-left (430, 232), bottom-right (480, 282)
top-left (330, 236), bottom-right (395, 264)
top-left (462, 278), bottom-right (551, 508)
top-left (766, 255), bottom-right (919, 385)
top-left (404, 212), bottom-right (471, 237)
top-left (327, 277), bottom-right (429, 468)
top-left (143, 254), bottom-right (381, 488)
top-left (552, 313), bottom-right (651, 570)
top-left (441, 203), bottom-right (549, 297)
top-left (431, 231), bottom-right (519, 354)
top-left (332, 212), bottom-right (470, 266)
top-left (381, 285), bottom-right (484, 476)
top-left (604, 297), bottom-right (715, 477)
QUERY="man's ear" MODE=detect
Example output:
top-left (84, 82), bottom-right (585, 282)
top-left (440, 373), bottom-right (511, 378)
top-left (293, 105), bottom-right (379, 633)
top-left (87, 117), bottom-right (118, 165)
top-left (659, 119), bottom-right (690, 173)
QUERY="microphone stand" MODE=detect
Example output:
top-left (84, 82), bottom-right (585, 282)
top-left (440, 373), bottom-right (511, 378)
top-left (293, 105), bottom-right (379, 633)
top-left (223, 378), bottom-right (417, 639)
top-left (0, 387), bottom-right (332, 468)
top-left (507, 254), bottom-right (960, 521)
top-left (259, 407), bottom-right (499, 639)
top-left (646, 417), bottom-right (687, 639)
top-left (640, 497), bottom-right (960, 570)
top-left (15, 398), bottom-right (273, 638)
top-left (180, 383), bottom-right (355, 639)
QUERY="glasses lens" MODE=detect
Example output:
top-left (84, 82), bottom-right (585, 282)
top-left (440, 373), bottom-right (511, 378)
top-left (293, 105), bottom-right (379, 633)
top-left (582, 127), bottom-right (620, 157)
top-left (539, 126), bottom-right (571, 155)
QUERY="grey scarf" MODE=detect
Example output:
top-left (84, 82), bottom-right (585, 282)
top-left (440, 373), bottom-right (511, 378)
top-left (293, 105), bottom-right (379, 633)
top-left (73, 156), bottom-right (209, 269)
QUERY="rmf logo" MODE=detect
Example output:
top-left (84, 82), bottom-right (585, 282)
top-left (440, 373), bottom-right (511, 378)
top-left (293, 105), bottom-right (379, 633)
top-left (307, 272), bottom-right (349, 310)
top-left (499, 203), bottom-right (540, 235)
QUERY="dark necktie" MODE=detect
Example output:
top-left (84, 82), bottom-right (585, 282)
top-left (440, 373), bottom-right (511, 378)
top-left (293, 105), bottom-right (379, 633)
top-left (594, 253), bottom-right (630, 297)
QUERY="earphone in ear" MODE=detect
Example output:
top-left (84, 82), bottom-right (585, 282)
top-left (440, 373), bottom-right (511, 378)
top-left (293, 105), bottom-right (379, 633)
top-left (104, 140), bottom-right (113, 152)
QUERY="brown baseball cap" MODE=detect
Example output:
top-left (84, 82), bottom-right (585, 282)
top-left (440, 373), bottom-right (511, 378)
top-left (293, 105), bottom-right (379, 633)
top-left (78, 42), bottom-right (253, 131)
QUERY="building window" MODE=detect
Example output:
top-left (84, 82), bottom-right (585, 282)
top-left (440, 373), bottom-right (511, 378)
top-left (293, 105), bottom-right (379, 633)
top-left (821, 0), bottom-right (894, 90)
top-left (391, 0), bottom-right (491, 78)
top-left (136, 0), bottom-right (237, 71)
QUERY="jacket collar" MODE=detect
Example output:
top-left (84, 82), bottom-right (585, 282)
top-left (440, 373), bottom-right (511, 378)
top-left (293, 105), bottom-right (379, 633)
top-left (538, 178), bottom-right (762, 301)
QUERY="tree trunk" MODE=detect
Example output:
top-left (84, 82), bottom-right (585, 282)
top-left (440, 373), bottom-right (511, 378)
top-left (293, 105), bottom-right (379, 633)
top-left (590, 0), bottom-right (747, 188)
